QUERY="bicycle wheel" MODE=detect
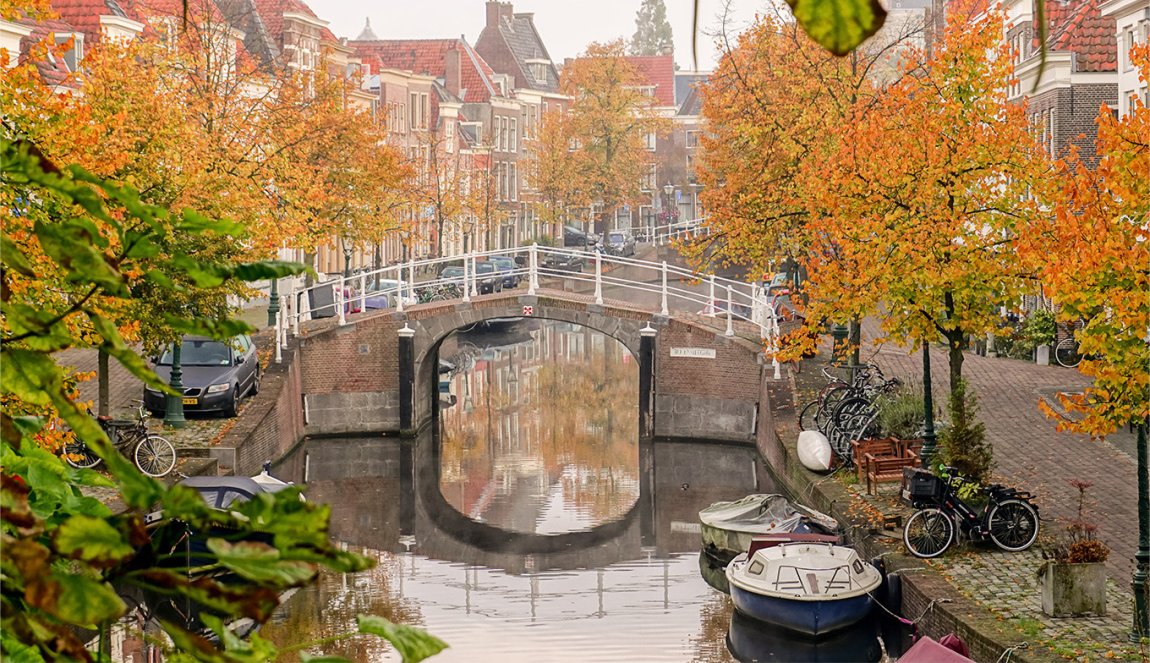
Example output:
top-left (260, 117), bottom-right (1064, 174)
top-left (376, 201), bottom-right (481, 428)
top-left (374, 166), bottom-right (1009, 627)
top-left (986, 499), bottom-right (1040, 552)
top-left (63, 441), bottom-right (101, 469)
top-left (798, 400), bottom-right (820, 431)
top-left (135, 435), bottom-right (176, 477)
top-left (903, 508), bottom-right (955, 558)
top-left (1054, 338), bottom-right (1081, 368)
top-left (816, 386), bottom-right (852, 434)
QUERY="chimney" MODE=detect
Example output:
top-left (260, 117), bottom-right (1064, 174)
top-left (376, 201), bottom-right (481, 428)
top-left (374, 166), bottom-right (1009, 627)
top-left (486, 1), bottom-right (513, 28)
top-left (445, 44), bottom-right (462, 98)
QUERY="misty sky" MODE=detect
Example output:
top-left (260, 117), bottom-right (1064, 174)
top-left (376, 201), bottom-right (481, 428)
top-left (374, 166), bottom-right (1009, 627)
top-left (318, 0), bottom-right (767, 71)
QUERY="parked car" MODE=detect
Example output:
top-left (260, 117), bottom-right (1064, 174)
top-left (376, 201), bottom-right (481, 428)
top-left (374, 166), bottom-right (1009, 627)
top-left (542, 250), bottom-right (586, 272)
top-left (361, 278), bottom-right (417, 309)
top-left (143, 335), bottom-right (260, 418)
top-left (563, 224), bottom-right (592, 247)
top-left (604, 230), bottom-right (636, 257)
top-left (440, 264), bottom-right (503, 294)
top-left (483, 256), bottom-right (521, 288)
top-left (473, 262), bottom-right (504, 294)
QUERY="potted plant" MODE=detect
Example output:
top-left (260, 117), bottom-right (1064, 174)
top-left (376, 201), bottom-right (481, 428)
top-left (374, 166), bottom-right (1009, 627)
top-left (1025, 308), bottom-right (1056, 365)
top-left (1037, 479), bottom-right (1109, 617)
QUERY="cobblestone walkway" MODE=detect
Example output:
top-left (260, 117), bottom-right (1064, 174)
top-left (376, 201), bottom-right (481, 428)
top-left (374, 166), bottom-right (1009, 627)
top-left (926, 548), bottom-right (1140, 661)
top-left (855, 317), bottom-right (1141, 586)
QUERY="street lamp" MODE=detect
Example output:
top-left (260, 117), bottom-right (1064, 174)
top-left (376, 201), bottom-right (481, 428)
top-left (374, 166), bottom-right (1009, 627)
top-left (918, 341), bottom-right (938, 467)
top-left (1134, 421), bottom-right (1149, 641)
top-left (342, 238), bottom-right (353, 279)
top-left (163, 339), bottom-right (186, 429)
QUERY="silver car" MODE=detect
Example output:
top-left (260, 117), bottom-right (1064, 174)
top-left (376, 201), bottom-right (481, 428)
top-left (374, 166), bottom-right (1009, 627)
top-left (605, 230), bottom-right (636, 257)
top-left (143, 335), bottom-right (260, 417)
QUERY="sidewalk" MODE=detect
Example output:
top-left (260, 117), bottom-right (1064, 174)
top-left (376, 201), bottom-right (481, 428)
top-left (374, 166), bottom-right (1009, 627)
top-left (792, 319), bottom-right (1145, 660)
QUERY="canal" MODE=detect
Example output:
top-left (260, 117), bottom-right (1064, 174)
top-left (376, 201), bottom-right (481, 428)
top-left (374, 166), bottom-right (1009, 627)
top-left (260, 318), bottom-right (903, 661)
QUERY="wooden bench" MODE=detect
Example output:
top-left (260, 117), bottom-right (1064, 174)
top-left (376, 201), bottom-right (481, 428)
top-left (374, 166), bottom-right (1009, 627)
top-left (855, 438), bottom-right (925, 495)
top-left (851, 437), bottom-right (901, 481)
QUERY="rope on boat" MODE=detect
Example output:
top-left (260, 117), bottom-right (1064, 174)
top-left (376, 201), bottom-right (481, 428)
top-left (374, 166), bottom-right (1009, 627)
top-left (867, 590), bottom-right (951, 631)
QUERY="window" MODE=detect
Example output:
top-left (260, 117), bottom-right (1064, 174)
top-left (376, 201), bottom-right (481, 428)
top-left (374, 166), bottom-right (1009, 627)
top-left (644, 131), bottom-right (657, 151)
top-left (1126, 29), bottom-right (1137, 71)
top-left (501, 117), bottom-right (509, 151)
top-left (686, 130), bottom-right (700, 148)
top-left (1048, 108), bottom-right (1056, 156)
top-left (641, 164), bottom-right (656, 192)
top-left (509, 163), bottom-right (518, 201)
top-left (409, 92), bottom-right (418, 129)
top-left (510, 118), bottom-right (518, 152)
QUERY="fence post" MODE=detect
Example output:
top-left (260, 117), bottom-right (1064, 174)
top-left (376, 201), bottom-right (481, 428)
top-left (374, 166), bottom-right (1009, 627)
top-left (290, 284), bottom-right (300, 337)
top-left (725, 285), bottom-right (734, 337)
top-left (709, 276), bottom-right (715, 308)
top-left (395, 265), bottom-right (405, 312)
top-left (274, 314), bottom-right (283, 364)
top-left (463, 253), bottom-right (473, 302)
top-left (528, 243), bottom-right (538, 295)
top-left (660, 261), bottom-right (669, 316)
top-left (594, 251), bottom-right (603, 305)
top-left (407, 257), bottom-right (415, 303)
top-left (337, 277), bottom-right (346, 326)
top-left (359, 273), bottom-right (367, 312)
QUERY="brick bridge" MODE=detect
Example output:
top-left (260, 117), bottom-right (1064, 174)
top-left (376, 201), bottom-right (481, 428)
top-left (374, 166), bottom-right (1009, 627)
top-left (219, 287), bottom-right (776, 476)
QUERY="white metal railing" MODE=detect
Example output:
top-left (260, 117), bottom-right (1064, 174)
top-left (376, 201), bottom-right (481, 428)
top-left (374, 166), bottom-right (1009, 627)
top-left (272, 244), bottom-right (782, 378)
top-left (624, 217), bottom-right (711, 246)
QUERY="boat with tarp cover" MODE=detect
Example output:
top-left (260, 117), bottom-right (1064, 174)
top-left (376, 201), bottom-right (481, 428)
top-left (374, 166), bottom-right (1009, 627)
top-left (699, 494), bottom-right (839, 563)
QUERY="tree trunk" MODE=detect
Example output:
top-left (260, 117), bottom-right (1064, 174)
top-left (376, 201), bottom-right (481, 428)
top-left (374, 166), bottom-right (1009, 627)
top-left (97, 349), bottom-right (109, 417)
top-left (303, 250), bottom-right (317, 287)
top-left (848, 319), bottom-right (861, 367)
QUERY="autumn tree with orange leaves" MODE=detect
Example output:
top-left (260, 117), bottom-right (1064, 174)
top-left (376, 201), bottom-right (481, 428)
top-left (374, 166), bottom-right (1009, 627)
top-left (525, 109), bottom-right (587, 242)
top-left (804, 3), bottom-right (1050, 411)
top-left (694, 5), bottom-right (923, 279)
top-left (1020, 45), bottom-right (1149, 436)
top-left (560, 40), bottom-right (667, 237)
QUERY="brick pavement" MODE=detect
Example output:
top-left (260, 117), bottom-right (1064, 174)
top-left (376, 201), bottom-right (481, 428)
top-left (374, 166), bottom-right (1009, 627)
top-left (855, 317), bottom-right (1142, 586)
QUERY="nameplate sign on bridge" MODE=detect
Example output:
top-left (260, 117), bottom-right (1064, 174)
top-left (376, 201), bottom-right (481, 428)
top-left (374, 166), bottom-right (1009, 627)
top-left (670, 347), bottom-right (717, 359)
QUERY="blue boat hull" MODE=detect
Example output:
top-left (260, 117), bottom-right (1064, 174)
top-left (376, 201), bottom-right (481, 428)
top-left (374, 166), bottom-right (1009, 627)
top-left (729, 584), bottom-right (874, 637)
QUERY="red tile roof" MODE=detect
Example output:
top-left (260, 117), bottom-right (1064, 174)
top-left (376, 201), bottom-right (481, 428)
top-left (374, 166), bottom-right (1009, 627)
top-left (250, 0), bottom-right (334, 48)
top-left (1042, 0), bottom-right (1116, 72)
top-left (17, 18), bottom-right (78, 88)
top-left (625, 54), bottom-right (675, 106)
top-left (350, 38), bottom-right (497, 103)
top-left (50, 0), bottom-right (125, 43)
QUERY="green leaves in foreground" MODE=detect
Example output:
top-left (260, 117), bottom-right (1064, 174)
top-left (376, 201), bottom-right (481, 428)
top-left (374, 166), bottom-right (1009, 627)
top-left (784, 0), bottom-right (887, 56)
top-left (356, 616), bottom-right (449, 663)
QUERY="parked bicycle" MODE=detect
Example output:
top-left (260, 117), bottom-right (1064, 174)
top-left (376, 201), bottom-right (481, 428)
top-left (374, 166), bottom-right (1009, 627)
top-left (61, 401), bottom-right (177, 477)
top-left (798, 363), bottom-right (901, 461)
top-left (416, 283), bottom-right (462, 304)
top-left (798, 363), bottom-right (888, 434)
top-left (1054, 337), bottom-right (1082, 368)
top-left (901, 466), bottom-right (1040, 558)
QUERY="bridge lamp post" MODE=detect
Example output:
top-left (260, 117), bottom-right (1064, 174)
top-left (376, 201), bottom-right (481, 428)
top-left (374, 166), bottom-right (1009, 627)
top-left (163, 339), bottom-right (187, 429)
top-left (342, 237), bottom-right (353, 279)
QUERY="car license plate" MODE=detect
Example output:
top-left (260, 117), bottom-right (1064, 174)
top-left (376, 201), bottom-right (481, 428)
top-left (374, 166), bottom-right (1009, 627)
top-left (182, 397), bottom-right (198, 405)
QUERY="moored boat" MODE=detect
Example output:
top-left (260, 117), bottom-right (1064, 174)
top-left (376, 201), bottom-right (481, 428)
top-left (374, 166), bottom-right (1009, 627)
top-left (699, 494), bottom-right (839, 563)
top-left (725, 541), bottom-right (882, 636)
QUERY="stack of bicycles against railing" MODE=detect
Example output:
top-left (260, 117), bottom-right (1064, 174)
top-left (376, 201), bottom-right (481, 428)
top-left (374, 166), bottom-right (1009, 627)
top-left (901, 465), bottom-right (1040, 558)
top-left (798, 363), bottom-right (902, 463)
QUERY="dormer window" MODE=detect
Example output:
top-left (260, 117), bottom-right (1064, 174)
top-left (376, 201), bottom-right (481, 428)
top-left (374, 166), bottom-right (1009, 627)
top-left (526, 58), bottom-right (549, 83)
top-left (54, 32), bottom-right (83, 72)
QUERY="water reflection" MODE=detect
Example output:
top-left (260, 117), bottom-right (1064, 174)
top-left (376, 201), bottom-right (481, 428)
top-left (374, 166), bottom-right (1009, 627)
top-left (437, 318), bottom-right (640, 534)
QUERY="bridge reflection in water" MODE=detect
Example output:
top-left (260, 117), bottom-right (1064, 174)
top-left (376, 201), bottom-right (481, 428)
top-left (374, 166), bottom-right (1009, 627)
top-left (262, 319), bottom-right (892, 662)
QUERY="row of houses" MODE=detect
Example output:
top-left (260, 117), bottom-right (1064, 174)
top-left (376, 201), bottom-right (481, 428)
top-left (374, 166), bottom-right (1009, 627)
top-left (2, 0), bottom-right (707, 277)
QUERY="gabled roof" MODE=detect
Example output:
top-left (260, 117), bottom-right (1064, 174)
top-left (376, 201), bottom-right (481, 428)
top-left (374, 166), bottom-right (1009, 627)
top-left (50, 0), bottom-right (132, 43)
top-left (476, 9), bottom-right (559, 93)
top-left (16, 17), bottom-right (78, 88)
top-left (350, 38), bottom-right (498, 103)
top-left (1042, 0), bottom-right (1116, 72)
top-left (213, 0), bottom-right (279, 65)
top-left (674, 72), bottom-right (707, 107)
top-left (625, 54), bottom-right (675, 106)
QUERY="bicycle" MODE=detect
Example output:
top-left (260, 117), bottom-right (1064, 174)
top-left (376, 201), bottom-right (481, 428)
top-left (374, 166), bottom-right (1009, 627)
top-left (798, 363), bottom-right (890, 435)
top-left (901, 466), bottom-right (1040, 559)
top-left (61, 401), bottom-right (177, 477)
top-left (1054, 337), bottom-right (1081, 368)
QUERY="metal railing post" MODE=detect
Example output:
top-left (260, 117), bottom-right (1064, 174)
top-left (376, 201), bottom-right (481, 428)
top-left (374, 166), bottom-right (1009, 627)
top-left (395, 265), bottom-right (405, 312)
top-left (709, 275), bottom-right (715, 307)
top-left (528, 243), bottom-right (538, 295)
top-left (463, 253), bottom-right (473, 302)
top-left (274, 313), bottom-right (283, 364)
top-left (594, 251), bottom-right (603, 305)
top-left (290, 284), bottom-right (300, 337)
top-left (407, 257), bottom-right (415, 303)
top-left (337, 277), bottom-right (346, 326)
top-left (725, 285), bottom-right (734, 336)
top-left (660, 261), bottom-right (669, 316)
top-left (280, 305), bottom-right (288, 349)
top-left (359, 273), bottom-right (366, 312)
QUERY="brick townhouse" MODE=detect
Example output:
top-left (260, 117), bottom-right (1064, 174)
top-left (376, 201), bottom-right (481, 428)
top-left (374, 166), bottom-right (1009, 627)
top-left (1100, 0), bottom-right (1149, 117)
top-left (474, 0), bottom-right (570, 244)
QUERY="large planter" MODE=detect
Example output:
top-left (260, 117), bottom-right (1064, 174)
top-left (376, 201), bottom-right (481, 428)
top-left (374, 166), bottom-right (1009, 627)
top-left (1039, 560), bottom-right (1107, 617)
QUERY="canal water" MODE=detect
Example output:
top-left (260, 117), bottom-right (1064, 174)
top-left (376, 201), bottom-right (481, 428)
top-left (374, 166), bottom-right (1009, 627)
top-left (260, 318), bottom-right (907, 661)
